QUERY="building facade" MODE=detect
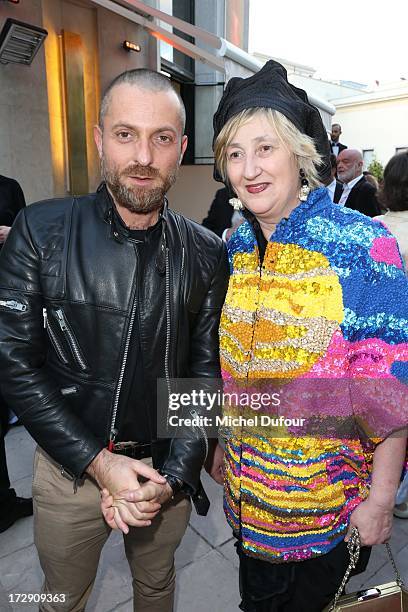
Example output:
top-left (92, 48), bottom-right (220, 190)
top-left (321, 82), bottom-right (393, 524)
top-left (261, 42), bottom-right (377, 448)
top-left (332, 82), bottom-right (408, 169)
top-left (253, 51), bottom-right (408, 171)
top-left (0, 0), bottom-right (157, 203)
top-left (1, 0), bottom-right (253, 220)
top-left (1, 0), bottom-right (334, 223)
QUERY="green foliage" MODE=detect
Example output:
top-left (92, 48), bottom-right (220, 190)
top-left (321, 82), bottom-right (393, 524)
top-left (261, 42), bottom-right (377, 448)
top-left (367, 157), bottom-right (384, 182)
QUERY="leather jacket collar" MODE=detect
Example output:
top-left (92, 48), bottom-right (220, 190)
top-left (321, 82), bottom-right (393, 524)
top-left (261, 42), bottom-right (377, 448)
top-left (96, 182), bottom-right (168, 273)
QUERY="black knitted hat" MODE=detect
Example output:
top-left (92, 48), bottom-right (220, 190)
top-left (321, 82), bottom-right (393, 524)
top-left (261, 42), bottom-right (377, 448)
top-left (213, 60), bottom-right (331, 183)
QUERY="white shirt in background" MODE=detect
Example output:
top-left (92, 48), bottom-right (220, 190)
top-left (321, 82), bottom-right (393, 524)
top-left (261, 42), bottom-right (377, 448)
top-left (326, 178), bottom-right (336, 203)
top-left (338, 174), bottom-right (363, 206)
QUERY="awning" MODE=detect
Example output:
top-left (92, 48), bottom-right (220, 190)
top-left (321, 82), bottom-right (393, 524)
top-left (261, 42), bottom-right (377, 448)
top-left (89, 0), bottom-right (335, 129)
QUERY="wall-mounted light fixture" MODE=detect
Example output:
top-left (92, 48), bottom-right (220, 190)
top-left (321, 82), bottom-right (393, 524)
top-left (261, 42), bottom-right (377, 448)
top-left (0, 18), bottom-right (48, 65)
top-left (123, 40), bottom-right (141, 53)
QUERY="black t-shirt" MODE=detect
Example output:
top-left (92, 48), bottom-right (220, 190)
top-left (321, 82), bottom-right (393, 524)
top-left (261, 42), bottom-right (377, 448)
top-left (243, 211), bottom-right (268, 265)
top-left (115, 222), bottom-right (163, 443)
top-left (254, 222), bottom-right (268, 265)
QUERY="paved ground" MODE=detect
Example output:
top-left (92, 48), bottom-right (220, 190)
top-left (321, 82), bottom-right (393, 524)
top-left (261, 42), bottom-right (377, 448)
top-left (1, 426), bottom-right (408, 611)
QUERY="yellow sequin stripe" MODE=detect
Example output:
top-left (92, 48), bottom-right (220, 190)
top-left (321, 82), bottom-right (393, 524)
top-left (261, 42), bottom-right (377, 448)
top-left (221, 243), bottom-right (344, 381)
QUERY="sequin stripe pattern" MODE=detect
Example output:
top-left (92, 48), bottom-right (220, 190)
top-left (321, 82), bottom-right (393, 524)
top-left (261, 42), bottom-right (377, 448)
top-left (224, 437), bottom-right (369, 562)
top-left (220, 241), bottom-right (344, 380)
top-left (220, 187), bottom-right (408, 563)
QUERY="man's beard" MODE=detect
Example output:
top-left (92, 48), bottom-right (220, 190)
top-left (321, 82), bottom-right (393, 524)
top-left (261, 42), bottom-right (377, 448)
top-left (337, 170), bottom-right (353, 183)
top-left (101, 157), bottom-right (178, 214)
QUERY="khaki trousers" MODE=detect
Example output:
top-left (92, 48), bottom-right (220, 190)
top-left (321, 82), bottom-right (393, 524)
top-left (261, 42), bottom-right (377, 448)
top-left (32, 448), bottom-right (191, 612)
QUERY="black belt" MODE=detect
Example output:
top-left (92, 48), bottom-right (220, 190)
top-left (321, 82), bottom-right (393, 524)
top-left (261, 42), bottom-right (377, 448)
top-left (112, 441), bottom-right (152, 460)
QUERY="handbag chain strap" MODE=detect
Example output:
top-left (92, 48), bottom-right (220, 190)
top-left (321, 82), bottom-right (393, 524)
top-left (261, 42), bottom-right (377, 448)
top-left (330, 527), bottom-right (361, 610)
top-left (329, 527), bottom-right (404, 611)
top-left (385, 541), bottom-right (403, 587)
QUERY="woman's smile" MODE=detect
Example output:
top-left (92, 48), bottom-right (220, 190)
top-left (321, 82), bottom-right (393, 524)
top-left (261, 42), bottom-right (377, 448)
top-left (245, 182), bottom-right (270, 194)
top-left (225, 114), bottom-right (300, 231)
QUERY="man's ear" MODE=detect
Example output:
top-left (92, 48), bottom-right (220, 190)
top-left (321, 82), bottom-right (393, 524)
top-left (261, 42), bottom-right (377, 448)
top-left (94, 125), bottom-right (103, 158)
top-left (179, 135), bottom-right (188, 163)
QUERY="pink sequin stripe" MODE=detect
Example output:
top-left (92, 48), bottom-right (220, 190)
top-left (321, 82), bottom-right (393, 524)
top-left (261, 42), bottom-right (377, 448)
top-left (302, 330), bottom-right (349, 378)
top-left (305, 333), bottom-right (408, 379)
top-left (242, 537), bottom-right (334, 555)
top-left (370, 236), bottom-right (403, 268)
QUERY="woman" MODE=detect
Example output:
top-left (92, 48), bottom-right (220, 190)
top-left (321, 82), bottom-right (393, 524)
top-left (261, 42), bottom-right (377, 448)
top-left (375, 151), bottom-right (408, 269)
top-left (205, 61), bottom-right (408, 611)
top-left (375, 151), bottom-right (408, 519)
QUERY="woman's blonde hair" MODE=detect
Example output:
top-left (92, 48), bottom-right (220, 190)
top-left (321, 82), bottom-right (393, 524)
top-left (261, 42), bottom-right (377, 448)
top-left (214, 107), bottom-right (323, 190)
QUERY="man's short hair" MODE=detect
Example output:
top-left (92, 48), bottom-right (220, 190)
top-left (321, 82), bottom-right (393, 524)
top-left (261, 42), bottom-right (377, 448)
top-left (99, 69), bottom-right (186, 132)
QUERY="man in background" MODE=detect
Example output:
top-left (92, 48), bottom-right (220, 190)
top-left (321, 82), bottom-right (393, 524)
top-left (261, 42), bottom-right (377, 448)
top-left (202, 187), bottom-right (233, 238)
top-left (202, 187), bottom-right (244, 241)
top-left (337, 149), bottom-right (380, 217)
top-left (325, 154), bottom-right (344, 204)
top-left (330, 123), bottom-right (347, 157)
top-left (0, 174), bottom-right (32, 533)
top-left (0, 174), bottom-right (26, 246)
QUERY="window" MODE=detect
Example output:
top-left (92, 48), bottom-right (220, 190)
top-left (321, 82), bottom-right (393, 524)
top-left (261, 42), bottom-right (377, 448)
top-left (396, 147), bottom-right (408, 154)
top-left (363, 149), bottom-right (374, 169)
top-left (158, 0), bottom-right (195, 163)
top-left (159, 0), bottom-right (194, 81)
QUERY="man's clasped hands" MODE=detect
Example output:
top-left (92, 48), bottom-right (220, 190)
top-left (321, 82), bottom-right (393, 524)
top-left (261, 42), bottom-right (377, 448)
top-left (87, 448), bottom-right (173, 533)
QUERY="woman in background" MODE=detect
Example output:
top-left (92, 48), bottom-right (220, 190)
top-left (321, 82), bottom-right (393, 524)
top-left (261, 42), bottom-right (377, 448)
top-left (375, 151), bottom-right (408, 519)
top-left (375, 151), bottom-right (408, 269)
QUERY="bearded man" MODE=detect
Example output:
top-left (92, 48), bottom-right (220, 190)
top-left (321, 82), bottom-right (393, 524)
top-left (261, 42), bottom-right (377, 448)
top-left (0, 69), bottom-right (228, 612)
top-left (336, 149), bottom-right (380, 217)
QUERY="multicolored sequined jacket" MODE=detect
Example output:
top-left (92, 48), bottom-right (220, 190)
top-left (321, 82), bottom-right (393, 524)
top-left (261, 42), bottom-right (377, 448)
top-left (220, 187), bottom-right (408, 563)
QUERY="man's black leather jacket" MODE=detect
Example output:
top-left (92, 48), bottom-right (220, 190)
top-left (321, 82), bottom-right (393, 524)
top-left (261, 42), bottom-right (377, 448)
top-left (0, 184), bottom-right (229, 495)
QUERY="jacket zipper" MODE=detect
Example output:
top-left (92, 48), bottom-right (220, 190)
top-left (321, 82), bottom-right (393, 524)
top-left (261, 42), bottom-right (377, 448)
top-left (165, 246), bottom-right (172, 421)
top-left (108, 245), bottom-right (139, 450)
top-left (179, 238), bottom-right (208, 458)
top-left (164, 242), bottom-right (208, 459)
top-left (60, 385), bottom-right (78, 396)
top-left (165, 235), bottom-right (184, 399)
top-left (43, 308), bottom-right (70, 365)
top-left (180, 245), bottom-right (185, 290)
top-left (55, 308), bottom-right (87, 371)
top-left (179, 245), bottom-right (185, 362)
top-left (0, 299), bottom-right (27, 312)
